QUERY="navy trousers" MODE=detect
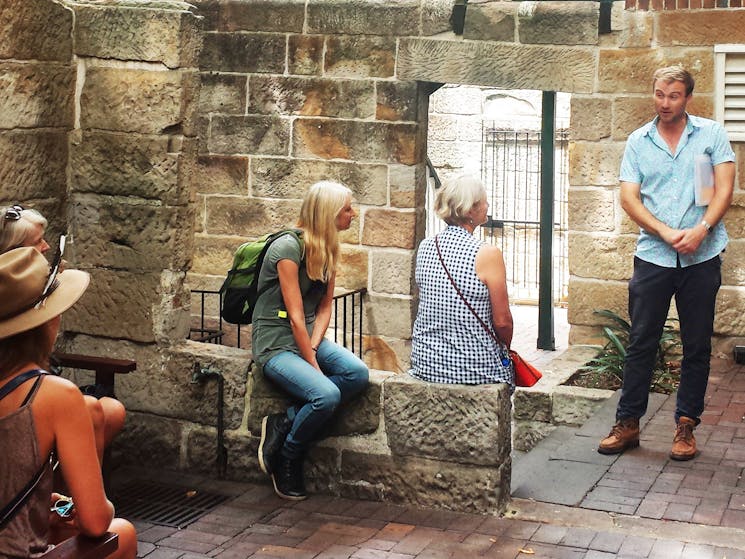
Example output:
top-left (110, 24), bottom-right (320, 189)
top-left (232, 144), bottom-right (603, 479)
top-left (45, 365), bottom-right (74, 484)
top-left (616, 255), bottom-right (721, 424)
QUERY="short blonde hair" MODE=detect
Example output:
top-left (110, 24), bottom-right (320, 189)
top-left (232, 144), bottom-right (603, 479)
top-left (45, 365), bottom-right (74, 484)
top-left (298, 181), bottom-right (353, 282)
top-left (653, 65), bottom-right (695, 96)
top-left (434, 175), bottom-right (486, 225)
top-left (0, 207), bottom-right (48, 254)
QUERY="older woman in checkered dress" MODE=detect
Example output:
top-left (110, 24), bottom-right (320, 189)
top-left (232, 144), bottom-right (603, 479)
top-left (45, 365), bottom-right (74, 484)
top-left (410, 175), bottom-right (514, 387)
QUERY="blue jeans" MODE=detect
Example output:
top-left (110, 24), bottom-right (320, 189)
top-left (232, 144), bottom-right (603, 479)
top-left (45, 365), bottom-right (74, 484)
top-left (262, 340), bottom-right (369, 459)
top-left (617, 256), bottom-right (721, 424)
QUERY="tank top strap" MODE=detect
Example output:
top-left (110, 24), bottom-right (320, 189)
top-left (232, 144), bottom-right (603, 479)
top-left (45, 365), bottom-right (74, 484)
top-left (0, 369), bottom-right (49, 405)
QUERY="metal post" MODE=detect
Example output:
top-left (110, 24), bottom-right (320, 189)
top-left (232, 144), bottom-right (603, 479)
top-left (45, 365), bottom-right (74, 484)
top-left (538, 91), bottom-right (556, 350)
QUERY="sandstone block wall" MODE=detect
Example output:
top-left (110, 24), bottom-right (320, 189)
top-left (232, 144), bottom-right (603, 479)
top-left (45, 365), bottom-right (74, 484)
top-left (6, 0), bottom-right (745, 514)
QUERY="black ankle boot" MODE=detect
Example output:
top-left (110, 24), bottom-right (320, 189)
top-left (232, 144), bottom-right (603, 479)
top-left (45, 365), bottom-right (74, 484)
top-left (258, 413), bottom-right (292, 475)
top-left (271, 454), bottom-right (307, 501)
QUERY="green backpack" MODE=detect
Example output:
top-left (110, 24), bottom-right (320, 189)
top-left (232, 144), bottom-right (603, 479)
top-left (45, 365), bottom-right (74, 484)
top-left (219, 229), bottom-right (302, 325)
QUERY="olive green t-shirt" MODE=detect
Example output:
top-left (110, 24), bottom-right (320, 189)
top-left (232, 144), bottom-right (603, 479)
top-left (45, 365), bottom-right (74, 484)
top-left (251, 232), bottom-right (327, 366)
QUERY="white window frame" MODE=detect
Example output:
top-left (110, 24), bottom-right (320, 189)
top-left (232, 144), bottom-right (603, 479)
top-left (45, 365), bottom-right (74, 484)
top-left (714, 44), bottom-right (745, 142)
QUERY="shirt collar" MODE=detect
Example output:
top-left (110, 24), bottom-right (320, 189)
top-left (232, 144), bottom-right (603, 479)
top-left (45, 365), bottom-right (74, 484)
top-left (643, 112), bottom-right (699, 138)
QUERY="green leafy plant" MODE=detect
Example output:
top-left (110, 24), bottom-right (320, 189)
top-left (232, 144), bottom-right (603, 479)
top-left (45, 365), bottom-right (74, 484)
top-left (570, 309), bottom-right (681, 394)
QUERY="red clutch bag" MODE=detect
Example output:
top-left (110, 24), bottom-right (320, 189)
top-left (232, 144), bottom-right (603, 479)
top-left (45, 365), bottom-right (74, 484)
top-left (510, 350), bottom-right (542, 387)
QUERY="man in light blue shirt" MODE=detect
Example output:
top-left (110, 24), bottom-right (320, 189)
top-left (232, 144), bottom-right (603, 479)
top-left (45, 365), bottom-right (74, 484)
top-left (598, 66), bottom-right (736, 461)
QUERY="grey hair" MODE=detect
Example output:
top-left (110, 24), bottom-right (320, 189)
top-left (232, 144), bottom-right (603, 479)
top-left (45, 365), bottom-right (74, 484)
top-left (0, 207), bottom-right (48, 253)
top-left (434, 175), bottom-right (487, 225)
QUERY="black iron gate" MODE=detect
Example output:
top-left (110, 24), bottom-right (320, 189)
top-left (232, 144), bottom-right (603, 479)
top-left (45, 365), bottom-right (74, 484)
top-left (480, 127), bottom-right (569, 304)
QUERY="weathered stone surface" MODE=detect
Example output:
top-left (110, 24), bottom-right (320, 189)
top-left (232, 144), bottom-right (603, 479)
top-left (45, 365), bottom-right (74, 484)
top-left (365, 295), bottom-right (415, 339)
top-left (0, 0), bottom-right (73, 62)
top-left (390, 163), bottom-right (423, 208)
top-left (70, 131), bottom-right (191, 204)
top-left (722, 241), bottom-right (745, 287)
top-left (337, 247), bottom-right (369, 291)
top-left (567, 277), bottom-right (628, 327)
top-left (113, 411), bottom-right (182, 470)
top-left (293, 119), bottom-right (418, 164)
top-left (69, 195), bottom-right (193, 271)
top-left (208, 115), bottom-right (290, 156)
top-left (431, 85), bottom-right (482, 115)
top-left (63, 269), bottom-right (190, 343)
top-left (371, 250), bottom-right (414, 295)
top-left (569, 96), bottom-right (611, 142)
top-left (612, 9), bottom-right (652, 48)
top-left (383, 374), bottom-right (510, 465)
top-left (567, 187), bottom-right (616, 232)
top-left (512, 420), bottom-right (556, 452)
top-left (81, 66), bottom-right (199, 135)
top-left (325, 36), bottom-right (396, 78)
top-left (251, 158), bottom-right (387, 205)
top-left (0, 131), bottom-right (67, 201)
top-left (657, 11), bottom-right (745, 47)
top-left (195, 155), bottom-right (248, 195)
top-left (421, 0), bottom-right (457, 36)
top-left (568, 233), bottom-right (635, 281)
top-left (362, 209), bottom-right (417, 249)
top-left (714, 287), bottom-right (745, 337)
top-left (552, 386), bottom-right (613, 426)
top-left (512, 389), bottom-right (551, 422)
top-left (598, 48), bottom-right (714, 94)
top-left (288, 35), bottom-right (324, 76)
top-left (189, 0), bottom-right (219, 31)
top-left (200, 32), bottom-right (285, 73)
top-left (518, 2), bottom-right (598, 46)
top-left (341, 450), bottom-right (511, 514)
top-left (218, 0), bottom-right (305, 32)
top-left (306, 446), bottom-right (343, 495)
top-left (205, 196), bottom-right (301, 237)
top-left (74, 4), bottom-right (202, 69)
top-left (463, 2), bottom-right (515, 42)
top-left (569, 142), bottom-right (624, 187)
top-left (0, 63), bottom-right (74, 129)
top-left (198, 72), bottom-right (247, 114)
top-left (307, 0), bottom-right (419, 36)
top-left (248, 76), bottom-right (375, 119)
top-left (376, 81), bottom-right (419, 122)
top-left (398, 39), bottom-right (595, 93)
top-left (724, 191), bottom-right (745, 239)
top-left (612, 96), bottom-right (653, 141)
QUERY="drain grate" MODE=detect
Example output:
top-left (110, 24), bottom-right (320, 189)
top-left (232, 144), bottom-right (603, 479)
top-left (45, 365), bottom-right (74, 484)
top-left (112, 480), bottom-right (231, 528)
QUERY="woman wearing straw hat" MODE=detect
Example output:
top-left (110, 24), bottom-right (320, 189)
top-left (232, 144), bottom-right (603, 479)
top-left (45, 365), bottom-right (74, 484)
top-left (0, 204), bottom-right (126, 462)
top-left (0, 247), bottom-right (136, 558)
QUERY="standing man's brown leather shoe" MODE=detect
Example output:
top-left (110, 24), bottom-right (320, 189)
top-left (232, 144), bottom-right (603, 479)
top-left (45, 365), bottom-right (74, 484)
top-left (670, 416), bottom-right (697, 461)
top-left (598, 418), bottom-right (640, 455)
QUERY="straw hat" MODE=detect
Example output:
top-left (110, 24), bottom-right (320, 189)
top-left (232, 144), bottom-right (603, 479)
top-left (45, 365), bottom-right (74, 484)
top-left (0, 247), bottom-right (89, 340)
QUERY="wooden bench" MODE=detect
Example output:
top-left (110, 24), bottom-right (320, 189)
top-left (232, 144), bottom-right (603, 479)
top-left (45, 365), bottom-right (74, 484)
top-left (51, 353), bottom-right (137, 397)
top-left (41, 532), bottom-right (118, 559)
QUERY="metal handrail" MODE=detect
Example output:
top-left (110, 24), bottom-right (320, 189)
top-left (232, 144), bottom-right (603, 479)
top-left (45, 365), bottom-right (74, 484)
top-left (189, 288), bottom-right (366, 358)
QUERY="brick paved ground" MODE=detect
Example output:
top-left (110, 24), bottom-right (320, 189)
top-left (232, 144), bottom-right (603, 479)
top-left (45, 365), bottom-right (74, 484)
top-left (118, 310), bottom-right (745, 558)
top-left (581, 358), bottom-right (745, 529)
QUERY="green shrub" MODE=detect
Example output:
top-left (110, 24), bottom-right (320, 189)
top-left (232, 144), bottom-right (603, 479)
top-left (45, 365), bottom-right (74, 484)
top-left (575, 309), bottom-right (681, 394)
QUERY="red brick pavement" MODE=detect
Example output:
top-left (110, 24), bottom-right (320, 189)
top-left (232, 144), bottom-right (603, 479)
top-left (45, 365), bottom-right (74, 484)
top-left (581, 358), bottom-right (745, 530)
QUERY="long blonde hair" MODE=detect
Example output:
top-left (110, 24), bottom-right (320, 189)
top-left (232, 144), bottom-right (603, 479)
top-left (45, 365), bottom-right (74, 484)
top-left (298, 181), bottom-right (352, 282)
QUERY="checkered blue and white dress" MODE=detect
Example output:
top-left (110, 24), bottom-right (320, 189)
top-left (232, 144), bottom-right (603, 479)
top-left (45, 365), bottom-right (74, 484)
top-left (410, 225), bottom-right (513, 386)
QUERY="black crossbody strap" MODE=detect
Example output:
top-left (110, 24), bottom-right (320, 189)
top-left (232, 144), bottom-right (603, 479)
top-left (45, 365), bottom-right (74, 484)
top-left (0, 369), bottom-right (48, 402)
top-left (434, 235), bottom-right (502, 346)
top-left (0, 369), bottom-right (51, 529)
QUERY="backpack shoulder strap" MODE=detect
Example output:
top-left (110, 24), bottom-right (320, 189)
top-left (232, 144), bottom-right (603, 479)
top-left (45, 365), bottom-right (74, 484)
top-left (0, 369), bottom-right (48, 402)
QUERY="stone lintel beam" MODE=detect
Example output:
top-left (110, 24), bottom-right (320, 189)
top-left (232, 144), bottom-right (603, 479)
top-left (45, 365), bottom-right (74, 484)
top-left (398, 38), bottom-right (595, 93)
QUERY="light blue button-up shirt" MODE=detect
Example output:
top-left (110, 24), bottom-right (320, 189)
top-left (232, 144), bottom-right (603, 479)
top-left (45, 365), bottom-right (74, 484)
top-left (619, 114), bottom-right (735, 268)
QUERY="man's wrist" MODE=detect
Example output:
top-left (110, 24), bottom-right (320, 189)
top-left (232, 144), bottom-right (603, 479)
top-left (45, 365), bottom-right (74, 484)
top-left (700, 219), bottom-right (713, 233)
